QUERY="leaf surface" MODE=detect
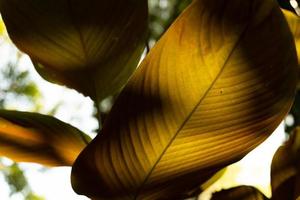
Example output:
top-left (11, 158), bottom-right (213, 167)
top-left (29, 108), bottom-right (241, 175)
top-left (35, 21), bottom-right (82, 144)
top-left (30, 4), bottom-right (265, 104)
top-left (283, 10), bottom-right (300, 64)
top-left (0, 110), bottom-right (90, 166)
top-left (72, 0), bottom-right (298, 199)
top-left (211, 186), bottom-right (268, 200)
top-left (0, 0), bottom-right (148, 100)
top-left (271, 127), bottom-right (300, 200)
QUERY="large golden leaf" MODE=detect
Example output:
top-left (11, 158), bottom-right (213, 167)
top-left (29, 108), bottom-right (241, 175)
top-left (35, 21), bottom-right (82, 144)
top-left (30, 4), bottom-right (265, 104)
top-left (0, 110), bottom-right (91, 166)
top-left (271, 127), bottom-right (300, 200)
top-left (211, 186), bottom-right (268, 200)
top-left (0, 0), bottom-right (148, 100)
top-left (71, 0), bottom-right (297, 199)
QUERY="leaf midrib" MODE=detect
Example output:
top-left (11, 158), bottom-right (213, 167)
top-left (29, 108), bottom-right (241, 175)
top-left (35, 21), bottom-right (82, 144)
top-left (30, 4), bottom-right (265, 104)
top-left (133, 23), bottom-right (251, 200)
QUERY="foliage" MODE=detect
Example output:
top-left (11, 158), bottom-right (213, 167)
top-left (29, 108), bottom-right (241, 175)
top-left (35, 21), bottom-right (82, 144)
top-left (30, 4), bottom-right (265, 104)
top-left (0, 61), bottom-right (40, 110)
top-left (3, 163), bottom-right (27, 195)
top-left (148, 0), bottom-right (192, 40)
top-left (0, 110), bottom-right (91, 166)
top-left (0, 50), bottom-right (44, 198)
top-left (72, 0), bottom-right (297, 198)
top-left (211, 186), bottom-right (268, 200)
top-left (0, 18), bottom-right (47, 199)
top-left (0, 0), bottom-right (299, 200)
top-left (2, 162), bottom-right (44, 200)
top-left (0, 0), bottom-right (148, 101)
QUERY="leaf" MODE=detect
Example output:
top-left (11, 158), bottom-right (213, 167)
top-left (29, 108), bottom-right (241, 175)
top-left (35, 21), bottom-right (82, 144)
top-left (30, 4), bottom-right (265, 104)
top-left (282, 9), bottom-right (300, 64)
top-left (71, 0), bottom-right (297, 199)
top-left (200, 167), bottom-right (227, 192)
top-left (3, 163), bottom-right (28, 195)
top-left (0, 0), bottom-right (148, 100)
top-left (277, 0), bottom-right (297, 14)
top-left (271, 127), bottom-right (300, 200)
top-left (0, 16), bottom-right (5, 36)
top-left (282, 9), bottom-right (300, 90)
top-left (211, 186), bottom-right (268, 200)
top-left (0, 110), bottom-right (91, 166)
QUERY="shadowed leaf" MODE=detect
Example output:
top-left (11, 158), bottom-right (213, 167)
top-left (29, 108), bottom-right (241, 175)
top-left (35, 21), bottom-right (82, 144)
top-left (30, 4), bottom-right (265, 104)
top-left (282, 9), bottom-right (300, 91)
top-left (271, 127), bottom-right (300, 200)
top-left (0, 110), bottom-right (91, 166)
top-left (277, 0), bottom-right (297, 14)
top-left (211, 186), bottom-right (268, 200)
top-left (71, 0), bottom-right (297, 199)
top-left (282, 9), bottom-right (300, 63)
top-left (0, 0), bottom-right (148, 100)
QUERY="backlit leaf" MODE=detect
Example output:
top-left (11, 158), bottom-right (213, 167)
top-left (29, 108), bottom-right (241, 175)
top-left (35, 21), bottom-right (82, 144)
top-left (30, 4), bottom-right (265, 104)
top-left (271, 127), bottom-right (300, 200)
top-left (72, 0), bottom-right (297, 199)
top-left (0, 110), bottom-right (91, 166)
top-left (211, 186), bottom-right (268, 200)
top-left (0, 16), bottom-right (5, 36)
top-left (282, 9), bottom-right (300, 90)
top-left (0, 0), bottom-right (148, 100)
top-left (282, 9), bottom-right (300, 64)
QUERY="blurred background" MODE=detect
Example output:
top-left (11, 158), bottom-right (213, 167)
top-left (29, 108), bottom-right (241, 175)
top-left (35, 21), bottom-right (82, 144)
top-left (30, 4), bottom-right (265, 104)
top-left (0, 0), bottom-right (298, 199)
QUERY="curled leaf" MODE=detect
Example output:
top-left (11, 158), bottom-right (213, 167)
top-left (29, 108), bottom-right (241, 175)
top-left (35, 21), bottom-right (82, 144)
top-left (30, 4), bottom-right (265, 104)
top-left (0, 110), bottom-right (91, 166)
top-left (282, 9), bottom-right (300, 64)
top-left (0, 0), bottom-right (148, 100)
top-left (282, 9), bottom-right (300, 90)
top-left (72, 0), bottom-right (297, 199)
top-left (271, 127), bottom-right (300, 200)
top-left (211, 186), bottom-right (268, 200)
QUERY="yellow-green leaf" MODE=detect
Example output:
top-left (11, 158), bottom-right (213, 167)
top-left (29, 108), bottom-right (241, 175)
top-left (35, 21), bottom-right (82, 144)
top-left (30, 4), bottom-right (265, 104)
top-left (271, 127), bottom-right (300, 200)
top-left (0, 0), bottom-right (148, 100)
top-left (211, 186), bottom-right (268, 200)
top-left (0, 16), bottom-right (5, 36)
top-left (0, 110), bottom-right (91, 166)
top-left (72, 0), bottom-right (297, 199)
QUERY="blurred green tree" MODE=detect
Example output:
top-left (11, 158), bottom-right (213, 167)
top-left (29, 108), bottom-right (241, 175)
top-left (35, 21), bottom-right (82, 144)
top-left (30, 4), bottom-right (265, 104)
top-left (0, 32), bottom-right (43, 200)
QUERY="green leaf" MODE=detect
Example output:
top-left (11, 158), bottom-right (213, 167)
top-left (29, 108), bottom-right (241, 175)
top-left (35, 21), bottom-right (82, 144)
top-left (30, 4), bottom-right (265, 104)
top-left (211, 186), bottom-right (268, 200)
top-left (271, 127), bottom-right (300, 200)
top-left (0, 110), bottom-right (91, 166)
top-left (0, 0), bottom-right (148, 100)
top-left (3, 163), bottom-right (28, 195)
top-left (72, 0), bottom-right (297, 199)
top-left (25, 193), bottom-right (45, 200)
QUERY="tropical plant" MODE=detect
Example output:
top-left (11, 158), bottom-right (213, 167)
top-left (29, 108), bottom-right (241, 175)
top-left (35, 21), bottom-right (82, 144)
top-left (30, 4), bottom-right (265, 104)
top-left (0, 0), bottom-right (299, 199)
